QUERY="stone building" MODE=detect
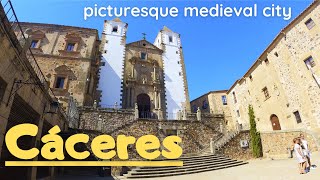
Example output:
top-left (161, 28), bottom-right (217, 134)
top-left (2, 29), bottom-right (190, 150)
top-left (0, 2), bottom-right (68, 179)
top-left (191, 1), bottom-right (320, 158)
top-left (190, 90), bottom-right (233, 128)
top-left (15, 22), bottom-right (101, 109)
top-left (99, 18), bottom-right (190, 119)
top-left (225, 0), bottom-right (320, 133)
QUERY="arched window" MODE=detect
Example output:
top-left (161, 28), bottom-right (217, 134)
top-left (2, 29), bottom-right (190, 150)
top-left (112, 26), bottom-right (118, 33)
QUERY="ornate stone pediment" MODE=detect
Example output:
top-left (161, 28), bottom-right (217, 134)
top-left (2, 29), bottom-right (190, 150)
top-left (126, 40), bottom-right (163, 53)
top-left (30, 30), bottom-right (45, 39)
top-left (65, 32), bottom-right (82, 42)
top-left (54, 65), bottom-right (77, 80)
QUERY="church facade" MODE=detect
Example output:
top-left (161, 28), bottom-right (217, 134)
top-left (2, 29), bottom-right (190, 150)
top-left (98, 18), bottom-right (190, 119)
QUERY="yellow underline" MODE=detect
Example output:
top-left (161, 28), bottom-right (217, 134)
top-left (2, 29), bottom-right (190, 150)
top-left (5, 161), bottom-right (183, 167)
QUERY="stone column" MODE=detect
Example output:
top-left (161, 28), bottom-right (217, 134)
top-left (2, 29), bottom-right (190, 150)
top-left (127, 88), bottom-right (130, 108)
top-left (183, 107), bottom-right (187, 120)
top-left (153, 64), bottom-right (156, 81)
top-left (131, 88), bottom-right (135, 108)
top-left (158, 92), bottom-right (161, 110)
top-left (131, 63), bottom-right (135, 78)
top-left (154, 91), bottom-right (158, 109)
top-left (157, 109), bottom-right (163, 120)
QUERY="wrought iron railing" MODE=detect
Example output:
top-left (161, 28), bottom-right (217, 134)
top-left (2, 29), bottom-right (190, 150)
top-left (138, 111), bottom-right (157, 119)
top-left (0, 0), bottom-right (67, 119)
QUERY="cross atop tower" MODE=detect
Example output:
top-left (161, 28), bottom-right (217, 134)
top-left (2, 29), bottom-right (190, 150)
top-left (142, 33), bottom-right (146, 40)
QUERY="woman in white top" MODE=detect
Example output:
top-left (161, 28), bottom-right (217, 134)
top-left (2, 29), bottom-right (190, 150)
top-left (300, 134), bottom-right (311, 169)
top-left (293, 138), bottom-right (307, 174)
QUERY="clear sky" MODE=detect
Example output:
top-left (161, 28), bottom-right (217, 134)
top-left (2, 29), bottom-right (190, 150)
top-left (10, 0), bottom-right (313, 100)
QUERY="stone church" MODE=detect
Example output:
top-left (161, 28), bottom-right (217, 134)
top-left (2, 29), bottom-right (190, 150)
top-left (99, 18), bottom-right (190, 119)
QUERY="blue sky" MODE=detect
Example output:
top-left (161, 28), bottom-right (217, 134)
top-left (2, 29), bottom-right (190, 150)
top-left (11, 0), bottom-right (313, 100)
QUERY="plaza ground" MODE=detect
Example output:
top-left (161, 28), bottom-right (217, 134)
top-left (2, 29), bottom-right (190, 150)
top-left (143, 151), bottom-right (320, 180)
top-left (57, 152), bottom-right (320, 180)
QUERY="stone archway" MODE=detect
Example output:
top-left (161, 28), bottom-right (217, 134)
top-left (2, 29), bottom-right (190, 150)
top-left (270, 114), bottom-right (281, 131)
top-left (137, 93), bottom-right (151, 118)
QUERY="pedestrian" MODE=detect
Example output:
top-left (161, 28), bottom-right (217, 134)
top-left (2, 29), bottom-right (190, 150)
top-left (293, 137), bottom-right (307, 174)
top-left (300, 134), bottom-right (316, 170)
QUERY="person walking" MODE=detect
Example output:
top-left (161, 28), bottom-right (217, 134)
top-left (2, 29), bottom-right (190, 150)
top-left (293, 138), bottom-right (307, 174)
top-left (300, 134), bottom-right (315, 170)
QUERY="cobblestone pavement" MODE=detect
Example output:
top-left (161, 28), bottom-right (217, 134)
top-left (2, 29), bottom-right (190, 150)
top-left (144, 152), bottom-right (320, 180)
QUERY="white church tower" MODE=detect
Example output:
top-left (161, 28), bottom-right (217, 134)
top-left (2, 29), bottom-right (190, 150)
top-left (154, 27), bottom-right (191, 118)
top-left (99, 18), bottom-right (127, 107)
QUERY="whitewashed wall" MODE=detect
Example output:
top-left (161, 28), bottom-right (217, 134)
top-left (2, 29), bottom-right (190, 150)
top-left (99, 20), bottom-right (127, 107)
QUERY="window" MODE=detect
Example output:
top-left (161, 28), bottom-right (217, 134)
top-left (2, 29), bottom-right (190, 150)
top-left (0, 77), bottom-right (7, 102)
top-left (274, 52), bottom-right (279, 57)
top-left (66, 43), bottom-right (76, 52)
top-left (141, 52), bottom-right (147, 60)
top-left (262, 87), bottom-right (270, 99)
top-left (30, 40), bottom-right (39, 48)
top-left (233, 92), bottom-right (237, 103)
top-left (222, 95), bottom-right (227, 105)
top-left (112, 26), bottom-right (118, 32)
top-left (55, 77), bottom-right (65, 89)
top-left (202, 100), bottom-right (208, 109)
top-left (192, 105), bottom-right (197, 113)
top-left (179, 72), bottom-right (182, 76)
top-left (100, 62), bottom-right (106, 66)
top-left (169, 36), bottom-right (173, 43)
top-left (237, 110), bottom-right (240, 117)
top-left (305, 18), bottom-right (316, 30)
top-left (265, 58), bottom-right (269, 65)
top-left (249, 75), bottom-right (253, 81)
top-left (294, 111), bottom-right (302, 124)
top-left (304, 56), bottom-right (316, 69)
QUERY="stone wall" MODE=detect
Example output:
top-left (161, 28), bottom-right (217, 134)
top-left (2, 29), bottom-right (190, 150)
top-left (79, 107), bottom-right (135, 134)
top-left (260, 130), bottom-right (319, 159)
top-left (79, 108), bottom-right (225, 175)
top-left (79, 108), bottom-right (224, 154)
top-left (219, 131), bottom-right (254, 161)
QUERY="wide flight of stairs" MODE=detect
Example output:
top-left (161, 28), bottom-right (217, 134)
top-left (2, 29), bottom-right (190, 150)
top-left (122, 153), bottom-right (248, 179)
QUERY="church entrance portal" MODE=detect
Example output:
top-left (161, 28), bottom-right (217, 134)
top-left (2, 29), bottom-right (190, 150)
top-left (137, 93), bottom-right (152, 119)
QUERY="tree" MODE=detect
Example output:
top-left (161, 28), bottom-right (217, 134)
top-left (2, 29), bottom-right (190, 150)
top-left (249, 105), bottom-right (262, 158)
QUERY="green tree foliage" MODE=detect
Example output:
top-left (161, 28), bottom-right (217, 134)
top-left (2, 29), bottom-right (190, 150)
top-left (249, 105), bottom-right (262, 158)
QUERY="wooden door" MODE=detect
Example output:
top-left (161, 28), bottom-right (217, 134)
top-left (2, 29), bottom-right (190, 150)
top-left (270, 114), bottom-right (281, 130)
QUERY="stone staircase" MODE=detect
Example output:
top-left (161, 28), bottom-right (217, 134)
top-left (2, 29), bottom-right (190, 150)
top-left (122, 153), bottom-right (247, 179)
top-left (214, 130), bottom-right (240, 152)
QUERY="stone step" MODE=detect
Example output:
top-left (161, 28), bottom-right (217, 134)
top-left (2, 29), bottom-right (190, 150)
top-left (131, 159), bottom-right (239, 173)
top-left (124, 161), bottom-right (248, 178)
top-left (138, 158), bottom-right (235, 170)
top-left (145, 155), bottom-right (231, 165)
top-left (172, 153), bottom-right (223, 160)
